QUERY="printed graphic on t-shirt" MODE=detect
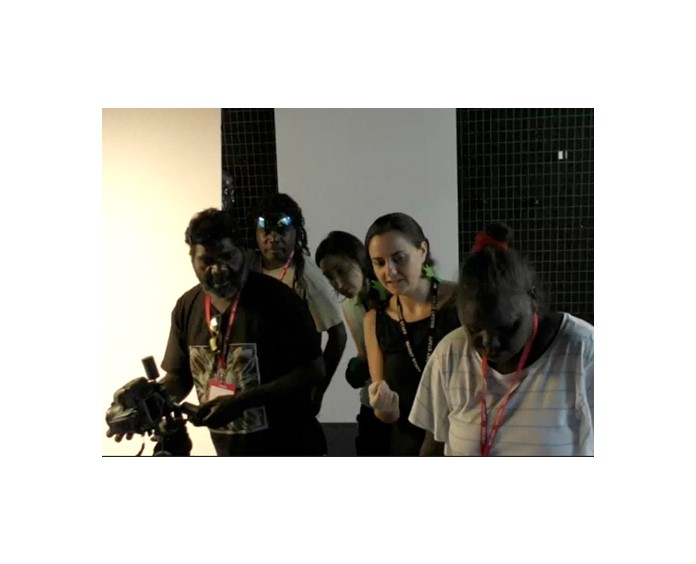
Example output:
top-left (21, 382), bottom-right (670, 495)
top-left (189, 343), bottom-right (268, 435)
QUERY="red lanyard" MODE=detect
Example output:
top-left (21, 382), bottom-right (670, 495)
top-left (260, 250), bottom-right (295, 282)
top-left (277, 250), bottom-right (295, 282)
top-left (205, 292), bottom-right (241, 371)
top-left (480, 312), bottom-right (539, 456)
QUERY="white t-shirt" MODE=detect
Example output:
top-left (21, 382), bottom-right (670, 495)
top-left (341, 296), bottom-right (366, 353)
top-left (409, 313), bottom-right (594, 456)
top-left (263, 258), bottom-right (343, 333)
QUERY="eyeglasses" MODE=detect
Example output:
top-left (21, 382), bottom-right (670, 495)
top-left (257, 214), bottom-right (293, 233)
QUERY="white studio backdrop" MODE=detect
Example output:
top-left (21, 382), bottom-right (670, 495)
top-left (274, 108), bottom-right (458, 423)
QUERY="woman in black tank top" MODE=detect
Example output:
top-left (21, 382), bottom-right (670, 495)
top-left (363, 213), bottom-right (461, 455)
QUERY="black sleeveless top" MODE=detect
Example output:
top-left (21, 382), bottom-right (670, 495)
top-left (375, 296), bottom-right (460, 455)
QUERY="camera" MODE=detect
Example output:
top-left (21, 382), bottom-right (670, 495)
top-left (105, 357), bottom-right (198, 456)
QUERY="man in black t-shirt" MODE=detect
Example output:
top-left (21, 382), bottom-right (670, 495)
top-left (109, 208), bottom-right (326, 456)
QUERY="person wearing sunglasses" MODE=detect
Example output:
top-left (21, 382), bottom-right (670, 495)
top-left (249, 193), bottom-right (347, 419)
top-left (106, 208), bottom-right (328, 455)
top-left (408, 223), bottom-right (594, 456)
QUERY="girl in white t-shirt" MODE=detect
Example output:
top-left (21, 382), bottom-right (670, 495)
top-left (409, 222), bottom-right (594, 456)
top-left (315, 231), bottom-right (392, 456)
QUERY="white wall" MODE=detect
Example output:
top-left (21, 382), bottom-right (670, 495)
top-left (102, 108), bottom-right (458, 448)
top-left (274, 109), bottom-right (458, 422)
top-left (102, 108), bottom-right (220, 455)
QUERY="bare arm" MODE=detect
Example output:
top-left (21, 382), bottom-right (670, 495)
top-left (437, 280), bottom-right (459, 309)
top-left (344, 312), bottom-right (366, 359)
top-left (364, 309), bottom-right (383, 383)
top-left (159, 371), bottom-right (194, 403)
top-left (309, 323), bottom-right (347, 414)
top-left (343, 309), bottom-right (369, 389)
top-left (363, 309), bottom-right (398, 424)
top-left (320, 322), bottom-right (347, 391)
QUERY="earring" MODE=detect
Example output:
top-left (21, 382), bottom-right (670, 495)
top-left (423, 264), bottom-right (441, 282)
top-left (370, 280), bottom-right (389, 301)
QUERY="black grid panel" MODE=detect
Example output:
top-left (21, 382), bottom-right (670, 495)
top-left (457, 109), bottom-right (594, 324)
top-left (221, 109), bottom-right (279, 249)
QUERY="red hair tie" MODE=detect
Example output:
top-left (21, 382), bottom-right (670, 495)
top-left (472, 232), bottom-right (509, 253)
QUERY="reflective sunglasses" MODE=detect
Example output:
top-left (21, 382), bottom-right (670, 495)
top-left (256, 214), bottom-right (293, 233)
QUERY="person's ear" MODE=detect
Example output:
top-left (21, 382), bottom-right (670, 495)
top-left (419, 240), bottom-right (429, 260)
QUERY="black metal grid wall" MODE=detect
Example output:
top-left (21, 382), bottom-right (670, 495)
top-left (457, 108), bottom-right (594, 324)
top-left (221, 109), bottom-right (279, 249)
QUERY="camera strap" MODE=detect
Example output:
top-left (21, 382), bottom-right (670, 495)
top-left (205, 292), bottom-right (242, 372)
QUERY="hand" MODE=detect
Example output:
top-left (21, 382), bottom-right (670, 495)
top-left (195, 394), bottom-right (248, 428)
top-left (368, 380), bottom-right (400, 418)
top-left (105, 399), bottom-right (137, 442)
top-left (105, 428), bottom-right (135, 442)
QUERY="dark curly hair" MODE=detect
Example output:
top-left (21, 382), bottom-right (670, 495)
top-left (315, 230), bottom-right (388, 310)
top-left (185, 208), bottom-right (242, 254)
top-left (249, 193), bottom-right (310, 299)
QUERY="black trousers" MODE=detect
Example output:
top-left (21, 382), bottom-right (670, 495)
top-left (211, 416), bottom-right (327, 456)
top-left (355, 404), bottom-right (392, 456)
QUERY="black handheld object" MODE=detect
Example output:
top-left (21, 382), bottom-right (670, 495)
top-left (142, 356), bottom-right (160, 381)
top-left (105, 356), bottom-right (200, 455)
top-left (345, 356), bottom-right (371, 389)
top-left (142, 356), bottom-right (200, 418)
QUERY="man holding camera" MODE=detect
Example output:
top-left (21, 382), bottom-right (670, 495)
top-left (106, 208), bottom-right (327, 455)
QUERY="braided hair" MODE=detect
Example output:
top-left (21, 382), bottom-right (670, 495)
top-left (250, 193), bottom-right (310, 300)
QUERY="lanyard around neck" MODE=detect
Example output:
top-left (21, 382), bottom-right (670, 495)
top-left (479, 312), bottom-right (539, 456)
top-left (205, 292), bottom-right (241, 371)
top-left (395, 280), bottom-right (439, 374)
top-left (261, 250), bottom-right (295, 283)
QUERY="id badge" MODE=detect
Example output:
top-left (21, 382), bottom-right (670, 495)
top-left (207, 380), bottom-right (237, 401)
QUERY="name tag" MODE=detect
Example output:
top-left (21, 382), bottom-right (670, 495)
top-left (207, 380), bottom-right (237, 401)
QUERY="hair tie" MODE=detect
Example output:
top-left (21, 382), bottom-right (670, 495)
top-left (472, 232), bottom-right (509, 253)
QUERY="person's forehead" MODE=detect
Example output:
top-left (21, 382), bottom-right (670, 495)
top-left (320, 254), bottom-right (354, 274)
top-left (193, 238), bottom-right (239, 257)
top-left (368, 231), bottom-right (415, 257)
top-left (460, 291), bottom-right (527, 324)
